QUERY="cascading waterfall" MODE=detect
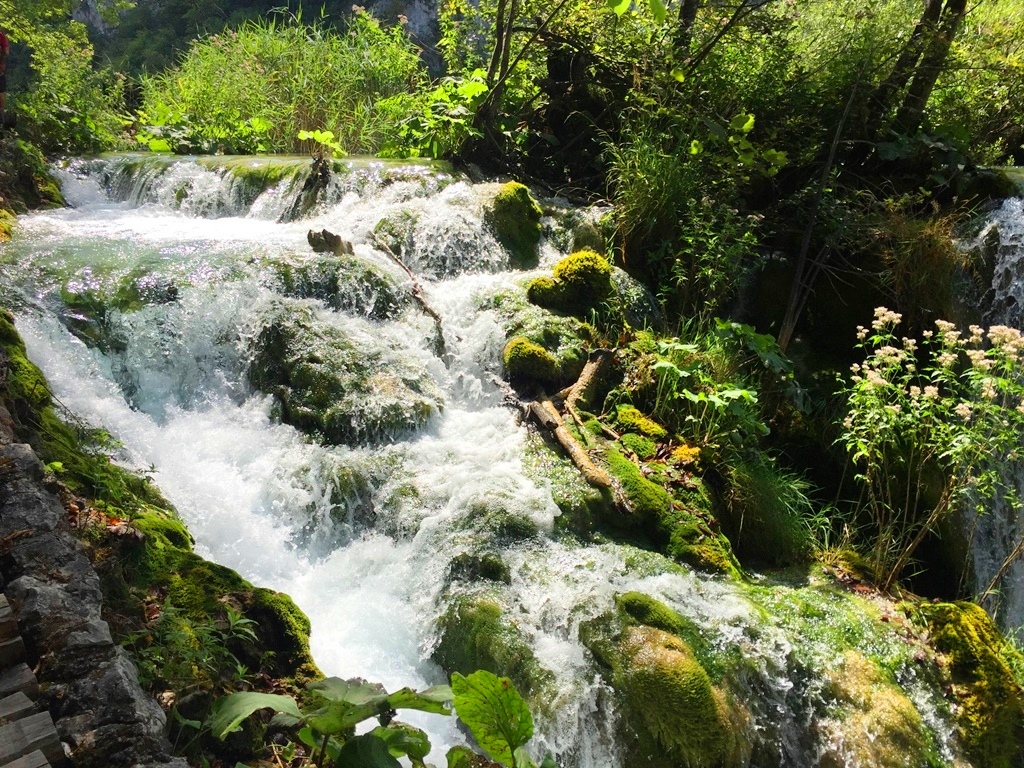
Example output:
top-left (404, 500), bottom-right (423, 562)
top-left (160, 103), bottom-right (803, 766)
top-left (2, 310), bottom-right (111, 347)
top-left (1, 154), bottom-right (979, 767)
top-left (969, 194), bottom-right (1024, 634)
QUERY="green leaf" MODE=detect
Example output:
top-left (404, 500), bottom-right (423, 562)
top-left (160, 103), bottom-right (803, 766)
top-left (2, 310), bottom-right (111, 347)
top-left (446, 745), bottom-right (477, 768)
top-left (371, 723), bottom-right (432, 761)
top-left (208, 692), bottom-right (303, 740)
top-left (689, 139), bottom-right (703, 155)
top-left (608, 0), bottom-right (631, 16)
top-left (388, 685), bottom-right (453, 715)
top-left (647, 0), bottom-right (667, 23)
top-left (452, 671), bottom-right (533, 766)
top-left (147, 138), bottom-right (172, 152)
top-left (457, 80), bottom-right (488, 100)
top-left (539, 754), bottom-right (559, 768)
top-left (310, 677), bottom-right (389, 706)
top-left (762, 148), bottom-right (787, 167)
top-left (307, 699), bottom-right (361, 735)
top-left (729, 113), bottom-right (755, 134)
top-left (336, 734), bottom-right (403, 768)
top-left (670, 67), bottom-right (685, 83)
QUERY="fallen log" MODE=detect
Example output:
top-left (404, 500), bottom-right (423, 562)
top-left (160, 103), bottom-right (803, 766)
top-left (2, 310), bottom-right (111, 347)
top-left (528, 399), bottom-right (612, 489)
top-left (563, 349), bottom-right (618, 440)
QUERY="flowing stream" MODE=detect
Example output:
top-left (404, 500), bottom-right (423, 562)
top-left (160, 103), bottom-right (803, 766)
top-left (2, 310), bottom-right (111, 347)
top-left (0, 153), bottom-right (998, 767)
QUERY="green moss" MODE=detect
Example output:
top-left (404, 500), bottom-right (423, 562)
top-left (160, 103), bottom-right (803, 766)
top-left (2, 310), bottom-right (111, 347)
top-left (501, 336), bottom-right (561, 387)
top-left (520, 431), bottom-right (613, 534)
top-left (616, 592), bottom-right (689, 636)
top-left (912, 602), bottom-right (1024, 768)
top-left (604, 447), bottom-right (671, 527)
top-left (526, 250), bottom-right (614, 317)
top-left (433, 593), bottom-right (554, 707)
top-left (614, 404), bottom-right (667, 439)
top-left (485, 182), bottom-right (542, 267)
top-left (0, 208), bottom-right (14, 241)
top-left (819, 651), bottom-right (939, 768)
top-left (447, 552), bottom-right (511, 585)
top-left (620, 432), bottom-right (656, 459)
top-left (373, 209), bottom-right (418, 257)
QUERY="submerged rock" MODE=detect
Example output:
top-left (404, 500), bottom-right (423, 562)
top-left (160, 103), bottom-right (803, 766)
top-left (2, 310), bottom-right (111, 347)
top-left (247, 301), bottom-right (444, 444)
top-left (267, 252), bottom-right (411, 319)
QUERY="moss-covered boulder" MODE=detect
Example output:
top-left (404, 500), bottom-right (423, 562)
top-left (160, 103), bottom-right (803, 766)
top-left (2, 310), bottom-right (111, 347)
top-left (502, 337), bottom-right (561, 387)
top-left (268, 253), bottom-right (410, 319)
top-left (433, 593), bottom-right (555, 708)
top-left (818, 651), bottom-right (936, 768)
top-left (581, 610), bottom-right (749, 768)
top-left (373, 210), bottom-right (418, 258)
top-left (0, 137), bottom-right (65, 214)
top-left (912, 602), bottom-right (1024, 768)
top-left (248, 302), bottom-right (444, 444)
top-left (485, 182), bottom-right (543, 267)
top-left (521, 431), bottom-right (614, 534)
top-left (527, 250), bottom-right (614, 316)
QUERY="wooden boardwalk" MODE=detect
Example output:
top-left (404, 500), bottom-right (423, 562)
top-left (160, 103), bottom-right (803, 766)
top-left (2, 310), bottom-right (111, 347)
top-left (0, 595), bottom-right (61, 768)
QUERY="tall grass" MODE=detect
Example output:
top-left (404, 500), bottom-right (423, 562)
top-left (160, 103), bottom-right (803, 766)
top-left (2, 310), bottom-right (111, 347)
top-left (138, 12), bottom-right (427, 155)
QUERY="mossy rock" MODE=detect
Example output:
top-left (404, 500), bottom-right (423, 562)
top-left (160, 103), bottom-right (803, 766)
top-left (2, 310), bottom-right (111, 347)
top-left (484, 182), bottom-right (542, 267)
top-left (433, 593), bottom-right (555, 709)
top-left (521, 431), bottom-right (613, 534)
top-left (614, 404), bottom-right (667, 439)
top-left (0, 207), bottom-right (14, 242)
top-left (248, 302), bottom-right (444, 445)
top-left (615, 592), bottom-right (691, 637)
top-left (447, 552), bottom-right (512, 585)
top-left (913, 602), bottom-right (1024, 768)
top-left (501, 336), bottom-right (561, 388)
top-left (269, 253), bottom-right (409, 319)
top-left (819, 651), bottom-right (938, 768)
top-left (373, 210), bottom-right (418, 258)
top-left (571, 220), bottom-right (605, 254)
top-left (526, 250), bottom-right (614, 317)
top-left (1, 138), bottom-right (65, 210)
top-left (603, 447), bottom-right (671, 528)
top-left (580, 616), bottom-right (749, 768)
top-left (463, 493), bottom-right (541, 543)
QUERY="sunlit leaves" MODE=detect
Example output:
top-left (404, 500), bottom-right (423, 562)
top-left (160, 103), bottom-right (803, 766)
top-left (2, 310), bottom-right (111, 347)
top-left (452, 671), bottom-right (533, 767)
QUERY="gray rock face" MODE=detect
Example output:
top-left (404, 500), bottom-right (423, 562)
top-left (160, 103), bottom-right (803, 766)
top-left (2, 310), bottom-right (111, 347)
top-left (0, 443), bottom-right (187, 768)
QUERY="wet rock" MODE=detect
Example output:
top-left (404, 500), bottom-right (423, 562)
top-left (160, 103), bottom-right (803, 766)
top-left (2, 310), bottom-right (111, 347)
top-left (268, 252), bottom-right (410, 319)
top-left (247, 301), bottom-right (444, 445)
top-left (484, 182), bottom-right (542, 268)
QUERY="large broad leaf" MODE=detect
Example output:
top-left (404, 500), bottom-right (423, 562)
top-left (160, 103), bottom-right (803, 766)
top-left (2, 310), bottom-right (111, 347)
top-left (310, 677), bottom-right (390, 706)
top-left (452, 671), bottom-right (533, 767)
top-left (607, 0), bottom-right (631, 16)
top-left (336, 734), bottom-right (403, 768)
top-left (306, 699), bottom-right (365, 735)
top-left (208, 692), bottom-right (303, 740)
top-left (371, 723), bottom-right (432, 762)
top-left (388, 684), bottom-right (454, 715)
top-left (647, 0), bottom-right (667, 23)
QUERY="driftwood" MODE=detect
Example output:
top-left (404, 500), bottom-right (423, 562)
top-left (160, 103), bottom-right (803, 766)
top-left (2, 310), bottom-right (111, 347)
top-left (367, 232), bottom-right (446, 358)
top-left (528, 399), bottom-right (611, 489)
top-left (563, 348), bottom-right (618, 440)
top-left (308, 228), bottom-right (354, 255)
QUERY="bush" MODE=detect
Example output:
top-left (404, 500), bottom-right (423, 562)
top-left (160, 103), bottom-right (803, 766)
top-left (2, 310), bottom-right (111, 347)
top-left (137, 12), bottom-right (427, 154)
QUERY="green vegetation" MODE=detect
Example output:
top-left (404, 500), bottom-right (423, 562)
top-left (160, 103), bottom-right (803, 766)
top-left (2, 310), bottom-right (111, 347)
top-left (211, 669), bottom-right (556, 768)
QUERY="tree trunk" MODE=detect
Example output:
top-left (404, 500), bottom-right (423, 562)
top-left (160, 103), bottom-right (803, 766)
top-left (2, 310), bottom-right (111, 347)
top-left (894, 0), bottom-right (967, 135)
top-left (674, 0), bottom-right (701, 54)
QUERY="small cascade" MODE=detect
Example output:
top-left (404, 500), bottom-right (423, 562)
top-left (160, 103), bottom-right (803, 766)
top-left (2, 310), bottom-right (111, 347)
top-left (0, 154), bottom-right (980, 767)
top-left (968, 193), bottom-right (1024, 633)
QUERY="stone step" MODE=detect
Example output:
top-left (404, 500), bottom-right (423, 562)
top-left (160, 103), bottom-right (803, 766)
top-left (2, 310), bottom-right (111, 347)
top-left (0, 665), bottom-right (38, 700)
top-left (0, 692), bottom-right (36, 723)
top-left (0, 712), bottom-right (61, 765)
top-left (0, 635), bottom-right (26, 667)
top-left (0, 596), bottom-right (18, 642)
top-left (1, 749), bottom-right (51, 768)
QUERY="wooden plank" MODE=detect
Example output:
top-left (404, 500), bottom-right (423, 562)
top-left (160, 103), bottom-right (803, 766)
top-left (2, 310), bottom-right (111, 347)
top-left (1, 749), bottom-right (51, 768)
top-left (0, 712), bottom-right (62, 765)
top-left (0, 635), bottom-right (26, 667)
top-left (0, 665), bottom-right (38, 699)
top-left (0, 596), bottom-right (18, 642)
top-left (0, 692), bottom-right (36, 723)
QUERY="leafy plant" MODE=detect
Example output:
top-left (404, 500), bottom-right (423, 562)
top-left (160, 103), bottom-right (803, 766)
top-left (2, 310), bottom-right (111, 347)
top-left (839, 307), bottom-right (1024, 591)
top-left (210, 669), bottom-right (557, 768)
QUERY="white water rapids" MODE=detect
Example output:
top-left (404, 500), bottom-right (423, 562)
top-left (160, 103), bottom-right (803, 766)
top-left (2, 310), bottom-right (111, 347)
top-left (0, 154), bottom-right (991, 767)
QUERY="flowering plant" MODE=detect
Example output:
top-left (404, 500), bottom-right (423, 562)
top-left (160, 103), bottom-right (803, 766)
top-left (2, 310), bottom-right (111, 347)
top-left (840, 307), bottom-right (1024, 591)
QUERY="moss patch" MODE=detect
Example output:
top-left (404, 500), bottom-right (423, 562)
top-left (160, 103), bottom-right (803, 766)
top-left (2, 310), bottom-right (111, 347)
top-left (620, 432), bottom-right (656, 459)
top-left (526, 250), bottom-right (613, 317)
top-left (269, 253), bottom-right (409, 319)
top-left (501, 336), bottom-right (561, 387)
top-left (484, 182), bottom-right (542, 267)
top-left (433, 593), bottom-right (555, 709)
top-left (819, 651), bottom-right (938, 768)
top-left (912, 602), bottom-right (1024, 768)
top-left (614, 404), bottom-right (667, 439)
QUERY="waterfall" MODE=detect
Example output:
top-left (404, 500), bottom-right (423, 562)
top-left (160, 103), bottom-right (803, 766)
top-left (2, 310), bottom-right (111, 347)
top-left (1, 154), bottom-right (977, 767)
top-left (968, 194), bottom-right (1024, 633)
